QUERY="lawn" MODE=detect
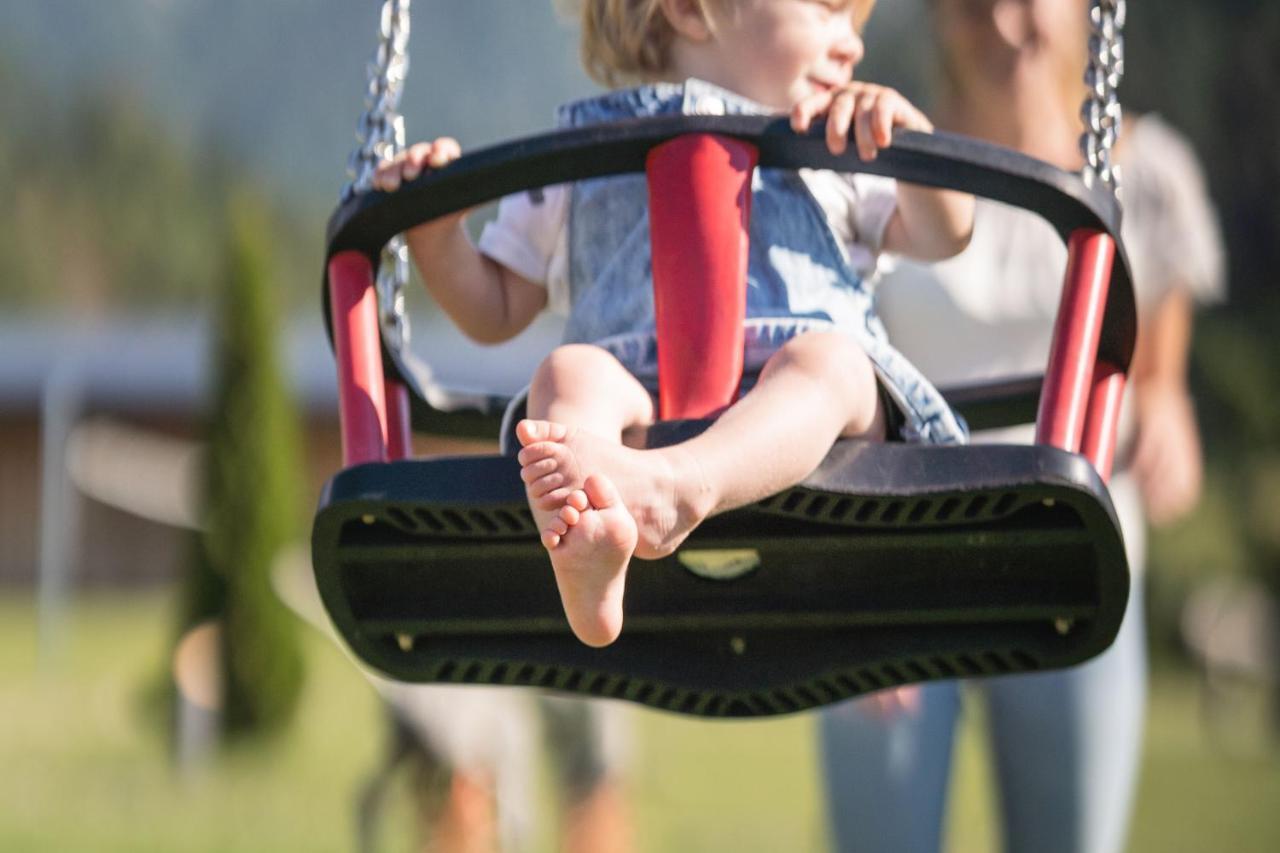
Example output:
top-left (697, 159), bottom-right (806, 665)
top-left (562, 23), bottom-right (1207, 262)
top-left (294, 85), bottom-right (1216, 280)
top-left (0, 592), bottom-right (1275, 851)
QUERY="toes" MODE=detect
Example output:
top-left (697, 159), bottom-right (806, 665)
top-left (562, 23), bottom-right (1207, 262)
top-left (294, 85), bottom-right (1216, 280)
top-left (514, 417), bottom-right (545, 445)
top-left (559, 503), bottom-right (581, 526)
top-left (528, 472), bottom-right (567, 499)
top-left (516, 419), bottom-right (568, 446)
top-left (566, 490), bottom-right (590, 512)
top-left (520, 455), bottom-right (559, 485)
top-left (542, 515), bottom-right (570, 549)
top-left (583, 474), bottom-right (621, 510)
top-left (534, 486), bottom-right (575, 513)
top-left (515, 419), bottom-right (541, 446)
top-left (517, 440), bottom-right (565, 468)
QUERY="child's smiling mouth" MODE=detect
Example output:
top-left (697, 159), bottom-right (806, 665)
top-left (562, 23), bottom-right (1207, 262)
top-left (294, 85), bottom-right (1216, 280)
top-left (807, 76), bottom-right (846, 94)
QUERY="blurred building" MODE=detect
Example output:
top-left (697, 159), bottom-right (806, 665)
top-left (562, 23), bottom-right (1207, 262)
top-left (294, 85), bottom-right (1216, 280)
top-left (0, 314), bottom-right (559, 589)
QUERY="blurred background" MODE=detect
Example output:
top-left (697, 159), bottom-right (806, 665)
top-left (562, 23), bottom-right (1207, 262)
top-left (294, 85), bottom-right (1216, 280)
top-left (1, 1), bottom-right (1277, 850)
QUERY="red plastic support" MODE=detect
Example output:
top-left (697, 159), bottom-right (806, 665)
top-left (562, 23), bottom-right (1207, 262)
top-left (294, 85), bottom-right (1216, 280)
top-left (1079, 360), bottom-right (1126, 483)
top-left (385, 380), bottom-right (413, 462)
top-left (1035, 229), bottom-right (1116, 454)
top-left (328, 251), bottom-right (389, 467)
top-left (647, 134), bottom-right (759, 420)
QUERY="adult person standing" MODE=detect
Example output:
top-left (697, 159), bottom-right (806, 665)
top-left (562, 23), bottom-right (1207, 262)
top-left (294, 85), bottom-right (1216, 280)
top-left (818, 1), bottom-right (1225, 851)
top-left (364, 682), bottom-right (632, 853)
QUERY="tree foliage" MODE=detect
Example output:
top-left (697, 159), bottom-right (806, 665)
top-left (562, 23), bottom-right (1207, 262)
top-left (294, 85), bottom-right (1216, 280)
top-left (0, 61), bottom-right (314, 313)
top-left (179, 191), bottom-right (307, 739)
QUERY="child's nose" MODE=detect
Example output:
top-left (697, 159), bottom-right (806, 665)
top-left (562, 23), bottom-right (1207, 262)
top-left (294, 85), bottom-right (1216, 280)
top-left (831, 18), bottom-right (865, 66)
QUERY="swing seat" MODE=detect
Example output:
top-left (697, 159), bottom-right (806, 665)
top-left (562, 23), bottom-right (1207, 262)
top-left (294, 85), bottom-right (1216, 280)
top-left (314, 115), bottom-right (1137, 717)
top-left (314, 438), bottom-right (1124, 717)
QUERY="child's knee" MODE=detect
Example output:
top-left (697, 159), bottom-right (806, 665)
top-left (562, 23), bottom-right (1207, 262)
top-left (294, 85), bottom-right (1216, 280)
top-left (531, 344), bottom-right (623, 398)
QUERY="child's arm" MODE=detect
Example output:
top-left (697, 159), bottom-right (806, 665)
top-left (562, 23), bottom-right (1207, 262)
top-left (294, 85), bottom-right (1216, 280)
top-left (791, 84), bottom-right (974, 261)
top-left (373, 139), bottom-right (548, 344)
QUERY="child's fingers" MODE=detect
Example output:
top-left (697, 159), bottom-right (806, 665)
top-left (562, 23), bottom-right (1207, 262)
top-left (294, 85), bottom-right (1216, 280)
top-left (825, 88), bottom-right (858, 155)
top-left (396, 138), bottom-right (463, 184)
top-left (791, 89), bottom-right (835, 133)
top-left (854, 92), bottom-right (880, 160)
top-left (372, 154), bottom-right (406, 191)
top-left (887, 95), bottom-right (934, 135)
top-left (873, 97), bottom-right (896, 149)
top-left (400, 142), bottom-right (435, 181)
top-left (427, 136), bottom-right (461, 168)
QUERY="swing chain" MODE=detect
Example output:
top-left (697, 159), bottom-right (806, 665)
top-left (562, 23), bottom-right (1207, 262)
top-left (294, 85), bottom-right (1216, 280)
top-left (1081, 0), bottom-right (1125, 195)
top-left (343, 0), bottom-right (412, 354)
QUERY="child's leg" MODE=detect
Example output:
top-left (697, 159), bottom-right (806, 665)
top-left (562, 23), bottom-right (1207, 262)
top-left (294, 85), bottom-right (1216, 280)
top-left (676, 329), bottom-right (886, 515)
top-left (517, 345), bottom-right (655, 647)
top-left (518, 331), bottom-right (884, 645)
top-left (519, 344), bottom-right (655, 526)
top-left (525, 344), bottom-right (656, 465)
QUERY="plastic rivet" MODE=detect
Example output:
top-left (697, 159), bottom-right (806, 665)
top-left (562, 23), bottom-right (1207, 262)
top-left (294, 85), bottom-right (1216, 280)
top-left (396, 633), bottom-right (414, 651)
top-left (1054, 618), bottom-right (1073, 636)
top-left (730, 636), bottom-right (747, 655)
top-left (1042, 498), bottom-right (1056, 508)
top-left (362, 514), bottom-right (376, 525)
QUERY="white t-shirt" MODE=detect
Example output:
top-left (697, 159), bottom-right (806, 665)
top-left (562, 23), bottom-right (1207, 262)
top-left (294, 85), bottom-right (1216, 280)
top-left (878, 114), bottom-right (1224, 403)
top-left (477, 171), bottom-right (899, 316)
top-left (874, 115), bottom-right (1225, 573)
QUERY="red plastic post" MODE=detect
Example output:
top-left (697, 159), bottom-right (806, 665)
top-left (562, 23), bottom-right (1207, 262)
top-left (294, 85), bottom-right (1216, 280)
top-left (1035, 229), bottom-right (1116, 453)
top-left (646, 134), bottom-right (759, 420)
top-left (1079, 360), bottom-right (1126, 483)
top-left (385, 380), bottom-right (413, 462)
top-left (328, 251), bottom-right (389, 467)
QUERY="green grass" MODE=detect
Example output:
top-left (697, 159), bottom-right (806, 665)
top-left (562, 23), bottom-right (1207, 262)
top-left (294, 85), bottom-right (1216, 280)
top-left (1, 592), bottom-right (1276, 851)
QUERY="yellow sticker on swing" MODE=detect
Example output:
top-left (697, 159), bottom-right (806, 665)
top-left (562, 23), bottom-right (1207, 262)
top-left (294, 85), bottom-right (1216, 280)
top-left (677, 549), bottom-right (761, 581)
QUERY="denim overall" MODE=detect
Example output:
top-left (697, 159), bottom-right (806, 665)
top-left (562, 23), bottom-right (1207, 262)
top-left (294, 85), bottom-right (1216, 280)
top-left (554, 79), bottom-right (967, 446)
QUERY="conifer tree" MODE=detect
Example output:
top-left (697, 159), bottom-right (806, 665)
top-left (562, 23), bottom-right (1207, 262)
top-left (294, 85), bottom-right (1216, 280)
top-left (180, 190), bottom-right (306, 739)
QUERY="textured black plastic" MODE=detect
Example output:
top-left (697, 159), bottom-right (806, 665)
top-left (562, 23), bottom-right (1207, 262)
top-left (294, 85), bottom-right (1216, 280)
top-left (312, 441), bottom-right (1129, 717)
top-left (320, 117), bottom-right (1134, 436)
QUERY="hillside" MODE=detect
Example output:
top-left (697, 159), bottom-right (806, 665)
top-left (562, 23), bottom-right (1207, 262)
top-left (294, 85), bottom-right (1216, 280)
top-left (1, 0), bottom-right (596, 207)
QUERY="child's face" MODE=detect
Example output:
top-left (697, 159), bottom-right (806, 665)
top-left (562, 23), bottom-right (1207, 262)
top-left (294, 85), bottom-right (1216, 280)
top-left (703, 0), bottom-right (869, 110)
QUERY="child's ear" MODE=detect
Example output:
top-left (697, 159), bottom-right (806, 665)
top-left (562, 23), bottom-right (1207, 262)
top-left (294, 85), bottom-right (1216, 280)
top-left (658, 0), bottom-right (714, 42)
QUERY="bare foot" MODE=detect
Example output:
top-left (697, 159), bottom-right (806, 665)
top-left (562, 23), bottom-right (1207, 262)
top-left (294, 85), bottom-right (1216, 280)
top-left (516, 419), bottom-right (709, 559)
top-left (540, 476), bottom-right (637, 647)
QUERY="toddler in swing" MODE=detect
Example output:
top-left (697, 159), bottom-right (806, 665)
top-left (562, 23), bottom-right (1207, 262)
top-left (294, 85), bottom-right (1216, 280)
top-left (375, 0), bottom-right (974, 648)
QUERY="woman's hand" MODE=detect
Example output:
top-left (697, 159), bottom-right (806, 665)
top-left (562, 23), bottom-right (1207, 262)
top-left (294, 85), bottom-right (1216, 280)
top-left (790, 82), bottom-right (933, 160)
top-left (1132, 384), bottom-right (1204, 526)
top-left (372, 137), bottom-right (463, 192)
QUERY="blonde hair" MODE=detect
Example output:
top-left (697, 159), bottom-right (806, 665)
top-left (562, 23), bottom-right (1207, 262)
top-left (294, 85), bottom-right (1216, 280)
top-left (563, 0), bottom-right (877, 88)
top-left (561, 0), bottom-right (696, 87)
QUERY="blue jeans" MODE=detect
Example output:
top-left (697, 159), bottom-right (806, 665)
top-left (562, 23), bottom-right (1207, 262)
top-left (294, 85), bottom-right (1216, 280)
top-left (819, 560), bottom-right (1147, 853)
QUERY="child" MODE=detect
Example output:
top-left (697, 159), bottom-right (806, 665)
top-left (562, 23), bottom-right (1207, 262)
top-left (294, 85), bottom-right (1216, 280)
top-left (374, 0), bottom-right (974, 648)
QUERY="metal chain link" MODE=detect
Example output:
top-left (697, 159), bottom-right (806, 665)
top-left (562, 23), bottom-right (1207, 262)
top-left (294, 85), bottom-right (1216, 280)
top-left (1080, 0), bottom-right (1126, 195)
top-left (342, 0), bottom-right (412, 354)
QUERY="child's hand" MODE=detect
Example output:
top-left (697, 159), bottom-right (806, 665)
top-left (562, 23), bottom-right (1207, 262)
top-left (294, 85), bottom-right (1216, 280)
top-left (790, 83), bottom-right (932, 161)
top-left (372, 137), bottom-right (462, 192)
